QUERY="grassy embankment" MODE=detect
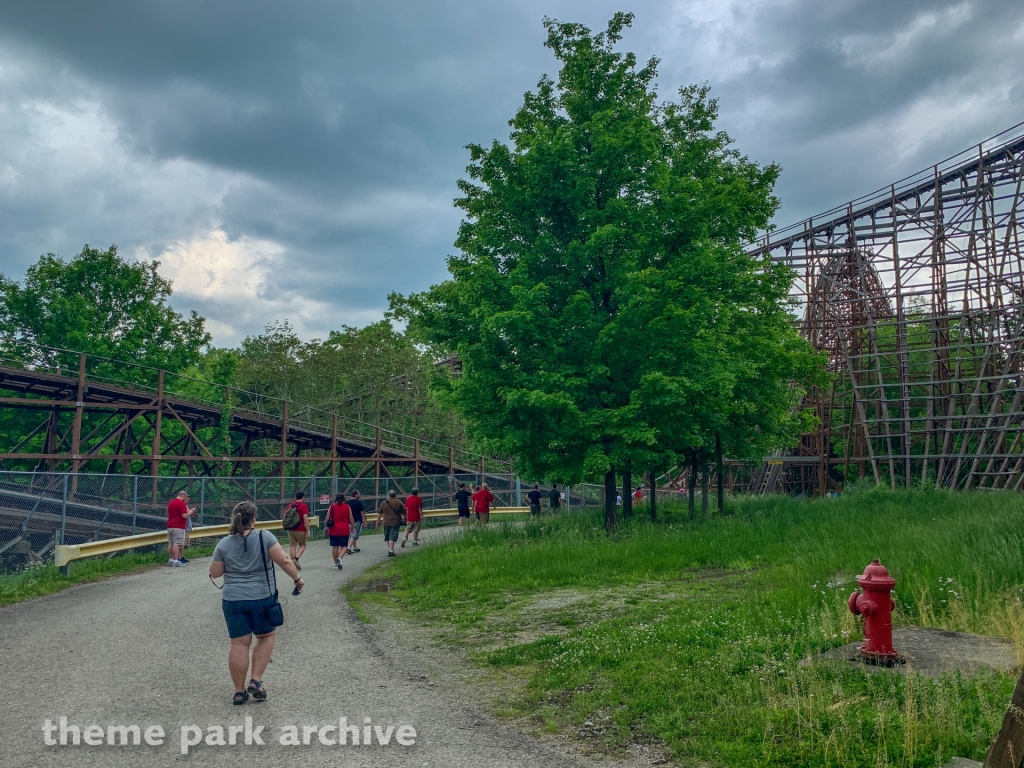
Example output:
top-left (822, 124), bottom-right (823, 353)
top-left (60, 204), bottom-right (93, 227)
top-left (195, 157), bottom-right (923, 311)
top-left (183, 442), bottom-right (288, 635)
top-left (348, 487), bottom-right (1024, 768)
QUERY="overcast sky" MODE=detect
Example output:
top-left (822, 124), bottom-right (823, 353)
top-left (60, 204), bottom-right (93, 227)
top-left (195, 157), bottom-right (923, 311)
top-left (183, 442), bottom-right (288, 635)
top-left (0, 1), bottom-right (1020, 346)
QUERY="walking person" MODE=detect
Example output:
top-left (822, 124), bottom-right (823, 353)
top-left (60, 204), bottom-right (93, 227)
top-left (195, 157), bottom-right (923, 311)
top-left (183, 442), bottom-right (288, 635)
top-left (376, 490), bottom-right (406, 557)
top-left (166, 490), bottom-right (196, 567)
top-left (455, 482), bottom-right (472, 527)
top-left (281, 491), bottom-right (309, 570)
top-left (527, 483), bottom-right (543, 516)
top-left (472, 483), bottom-right (495, 525)
top-left (209, 502), bottom-right (303, 705)
top-left (633, 486), bottom-right (644, 503)
top-left (548, 483), bottom-right (562, 512)
top-left (347, 490), bottom-right (365, 553)
top-left (402, 488), bottom-right (423, 548)
top-left (326, 494), bottom-right (355, 570)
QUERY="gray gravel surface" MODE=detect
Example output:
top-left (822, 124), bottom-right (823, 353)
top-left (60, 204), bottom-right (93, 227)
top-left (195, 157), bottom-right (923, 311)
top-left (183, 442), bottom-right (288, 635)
top-left (0, 531), bottom-right (594, 767)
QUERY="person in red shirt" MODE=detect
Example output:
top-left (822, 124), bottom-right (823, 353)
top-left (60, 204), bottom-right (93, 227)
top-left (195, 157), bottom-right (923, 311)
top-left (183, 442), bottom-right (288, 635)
top-left (326, 494), bottom-right (355, 570)
top-left (401, 488), bottom-right (424, 548)
top-left (633, 486), bottom-right (644, 502)
top-left (283, 492), bottom-right (310, 570)
top-left (472, 483), bottom-right (495, 525)
top-left (166, 490), bottom-right (195, 566)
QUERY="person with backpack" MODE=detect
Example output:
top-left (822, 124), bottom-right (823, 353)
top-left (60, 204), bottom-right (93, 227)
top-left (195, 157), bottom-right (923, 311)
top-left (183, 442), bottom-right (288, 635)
top-left (472, 483), bottom-right (495, 525)
top-left (281, 491), bottom-right (309, 570)
top-left (209, 502), bottom-right (303, 705)
top-left (454, 482), bottom-right (472, 527)
top-left (347, 489), bottom-right (365, 553)
top-left (526, 483), bottom-right (543, 516)
top-left (326, 493), bottom-right (355, 570)
top-left (376, 490), bottom-right (406, 557)
top-left (401, 488), bottom-right (423, 548)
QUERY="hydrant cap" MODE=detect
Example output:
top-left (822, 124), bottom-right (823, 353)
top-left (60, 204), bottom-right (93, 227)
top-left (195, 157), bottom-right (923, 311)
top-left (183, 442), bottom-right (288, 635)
top-left (857, 558), bottom-right (896, 588)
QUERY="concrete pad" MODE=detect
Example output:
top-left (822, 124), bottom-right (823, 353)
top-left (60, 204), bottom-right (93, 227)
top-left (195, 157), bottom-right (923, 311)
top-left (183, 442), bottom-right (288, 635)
top-left (807, 626), bottom-right (1017, 678)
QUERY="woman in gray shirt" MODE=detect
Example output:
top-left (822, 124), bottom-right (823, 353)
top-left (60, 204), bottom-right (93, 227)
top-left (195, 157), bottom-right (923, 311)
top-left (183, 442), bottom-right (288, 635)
top-left (210, 502), bottom-right (303, 705)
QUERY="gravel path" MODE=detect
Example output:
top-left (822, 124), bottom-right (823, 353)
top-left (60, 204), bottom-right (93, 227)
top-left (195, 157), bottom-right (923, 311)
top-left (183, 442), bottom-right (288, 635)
top-left (0, 530), bottom-right (592, 767)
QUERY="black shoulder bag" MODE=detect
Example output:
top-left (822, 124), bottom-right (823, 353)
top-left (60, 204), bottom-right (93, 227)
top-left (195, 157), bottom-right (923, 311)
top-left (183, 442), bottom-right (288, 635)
top-left (258, 531), bottom-right (285, 627)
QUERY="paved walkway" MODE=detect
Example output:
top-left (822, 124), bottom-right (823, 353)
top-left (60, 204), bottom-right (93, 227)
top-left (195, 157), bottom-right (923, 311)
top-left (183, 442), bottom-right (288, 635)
top-left (0, 532), bottom-right (587, 767)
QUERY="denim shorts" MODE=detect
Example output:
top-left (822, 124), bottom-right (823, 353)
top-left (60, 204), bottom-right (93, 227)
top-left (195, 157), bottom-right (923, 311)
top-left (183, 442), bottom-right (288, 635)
top-left (383, 525), bottom-right (400, 542)
top-left (222, 595), bottom-right (278, 639)
top-left (329, 534), bottom-right (350, 547)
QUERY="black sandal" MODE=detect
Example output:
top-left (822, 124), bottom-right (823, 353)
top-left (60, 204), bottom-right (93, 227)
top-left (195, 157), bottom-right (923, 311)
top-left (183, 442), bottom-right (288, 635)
top-left (232, 691), bottom-right (249, 705)
top-left (247, 679), bottom-right (267, 702)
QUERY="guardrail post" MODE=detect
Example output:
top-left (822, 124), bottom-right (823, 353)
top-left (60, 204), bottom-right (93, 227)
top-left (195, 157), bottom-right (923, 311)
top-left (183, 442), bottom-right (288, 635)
top-left (60, 473), bottom-right (68, 545)
top-left (131, 475), bottom-right (138, 535)
top-left (199, 476), bottom-right (206, 525)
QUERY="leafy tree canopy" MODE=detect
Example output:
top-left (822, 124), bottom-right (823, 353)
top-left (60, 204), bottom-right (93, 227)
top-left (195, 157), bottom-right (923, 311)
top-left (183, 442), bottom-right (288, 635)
top-left (0, 244), bottom-right (210, 377)
top-left (392, 13), bottom-right (825, 490)
top-left (232, 320), bottom-right (464, 443)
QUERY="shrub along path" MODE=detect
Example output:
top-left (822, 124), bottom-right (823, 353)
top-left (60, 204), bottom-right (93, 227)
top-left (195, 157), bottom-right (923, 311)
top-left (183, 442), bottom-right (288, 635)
top-left (350, 489), bottom-right (1024, 768)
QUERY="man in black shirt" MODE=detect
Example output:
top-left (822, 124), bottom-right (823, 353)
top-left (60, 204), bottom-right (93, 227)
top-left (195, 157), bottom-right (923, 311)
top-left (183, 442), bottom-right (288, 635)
top-left (549, 483), bottom-right (562, 511)
top-left (527, 484), bottom-right (543, 516)
top-left (347, 490), bottom-right (365, 553)
top-left (455, 483), bottom-right (472, 527)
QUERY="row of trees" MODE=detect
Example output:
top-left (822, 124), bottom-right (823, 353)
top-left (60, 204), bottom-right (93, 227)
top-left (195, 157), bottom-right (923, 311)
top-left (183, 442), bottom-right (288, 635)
top-left (0, 246), bottom-right (464, 465)
top-left (391, 14), bottom-right (826, 530)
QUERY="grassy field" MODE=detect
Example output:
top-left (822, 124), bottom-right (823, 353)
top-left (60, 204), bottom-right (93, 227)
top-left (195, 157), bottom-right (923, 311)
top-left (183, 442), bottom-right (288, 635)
top-left (0, 539), bottom-right (224, 607)
top-left (348, 487), bottom-right (1024, 768)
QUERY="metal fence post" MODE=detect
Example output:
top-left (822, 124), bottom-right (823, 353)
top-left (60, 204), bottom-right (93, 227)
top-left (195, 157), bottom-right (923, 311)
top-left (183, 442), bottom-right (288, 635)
top-left (60, 473), bottom-right (68, 545)
top-left (200, 477), bottom-right (206, 525)
top-left (310, 476), bottom-right (316, 539)
top-left (516, 476), bottom-right (521, 507)
top-left (132, 475), bottom-right (138, 535)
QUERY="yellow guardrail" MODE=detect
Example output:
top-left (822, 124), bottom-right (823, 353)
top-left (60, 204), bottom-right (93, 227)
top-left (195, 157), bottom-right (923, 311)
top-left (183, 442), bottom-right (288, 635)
top-left (55, 517), bottom-right (320, 575)
top-left (54, 506), bottom-right (534, 575)
top-left (415, 506), bottom-right (529, 519)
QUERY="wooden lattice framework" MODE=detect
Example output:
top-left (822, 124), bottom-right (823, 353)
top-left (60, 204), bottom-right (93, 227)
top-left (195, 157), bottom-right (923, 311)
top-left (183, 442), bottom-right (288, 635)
top-left (741, 122), bottom-right (1024, 494)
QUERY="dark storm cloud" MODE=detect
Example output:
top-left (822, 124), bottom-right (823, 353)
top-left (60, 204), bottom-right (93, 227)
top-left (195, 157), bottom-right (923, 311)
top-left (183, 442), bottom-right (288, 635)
top-left (0, 1), bottom-right (1019, 343)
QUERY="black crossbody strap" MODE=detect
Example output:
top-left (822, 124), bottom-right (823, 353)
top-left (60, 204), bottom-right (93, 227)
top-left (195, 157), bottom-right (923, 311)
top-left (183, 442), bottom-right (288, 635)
top-left (258, 531), bottom-right (278, 600)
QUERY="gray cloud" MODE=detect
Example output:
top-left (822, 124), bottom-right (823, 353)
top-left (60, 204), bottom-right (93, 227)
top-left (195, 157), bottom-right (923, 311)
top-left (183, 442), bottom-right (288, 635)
top-left (0, 1), bottom-right (1020, 344)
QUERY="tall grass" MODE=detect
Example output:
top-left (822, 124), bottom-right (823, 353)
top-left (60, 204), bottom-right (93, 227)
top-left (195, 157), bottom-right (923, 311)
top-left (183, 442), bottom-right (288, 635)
top-left (354, 487), bottom-right (1024, 767)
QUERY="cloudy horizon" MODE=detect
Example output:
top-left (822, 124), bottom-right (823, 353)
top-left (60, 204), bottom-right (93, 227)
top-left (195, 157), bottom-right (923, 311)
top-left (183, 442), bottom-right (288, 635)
top-left (0, 1), bottom-right (1020, 347)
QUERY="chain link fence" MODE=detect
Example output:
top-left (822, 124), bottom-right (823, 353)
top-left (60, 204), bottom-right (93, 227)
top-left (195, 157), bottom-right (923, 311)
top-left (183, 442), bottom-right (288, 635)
top-left (0, 471), bottom-right (605, 573)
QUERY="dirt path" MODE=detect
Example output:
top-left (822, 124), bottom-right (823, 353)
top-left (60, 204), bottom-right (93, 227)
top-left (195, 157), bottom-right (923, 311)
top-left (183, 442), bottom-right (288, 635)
top-left (0, 530), bottom-right (594, 767)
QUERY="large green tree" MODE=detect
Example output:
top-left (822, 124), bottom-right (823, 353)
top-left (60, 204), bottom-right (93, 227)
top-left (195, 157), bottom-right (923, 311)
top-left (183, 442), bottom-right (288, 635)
top-left (0, 244), bottom-right (210, 378)
top-left (394, 14), bottom-right (824, 530)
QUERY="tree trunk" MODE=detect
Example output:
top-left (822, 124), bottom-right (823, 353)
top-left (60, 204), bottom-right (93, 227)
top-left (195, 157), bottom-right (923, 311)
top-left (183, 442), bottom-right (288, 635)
top-left (688, 450), bottom-right (697, 519)
top-left (701, 450), bottom-right (709, 517)
top-left (604, 467), bottom-right (618, 533)
top-left (622, 460), bottom-right (633, 519)
top-left (648, 471), bottom-right (657, 521)
top-left (716, 431), bottom-right (725, 515)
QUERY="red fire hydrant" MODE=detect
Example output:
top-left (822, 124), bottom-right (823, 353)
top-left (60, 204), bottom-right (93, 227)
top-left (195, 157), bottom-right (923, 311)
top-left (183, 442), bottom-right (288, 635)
top-left (848, 559), bottom-right (899, 664)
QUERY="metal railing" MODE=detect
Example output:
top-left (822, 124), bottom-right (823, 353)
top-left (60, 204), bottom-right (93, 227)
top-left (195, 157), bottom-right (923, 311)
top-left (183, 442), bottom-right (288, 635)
top-left (0, 470), bottom-right (605, 574)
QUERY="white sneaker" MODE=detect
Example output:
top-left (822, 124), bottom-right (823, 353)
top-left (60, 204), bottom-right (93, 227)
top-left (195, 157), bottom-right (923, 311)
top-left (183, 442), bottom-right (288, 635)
top-left (168, 560), bottom-right (184, 568)
top-left (333, 563), bottom-right (341, 570)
